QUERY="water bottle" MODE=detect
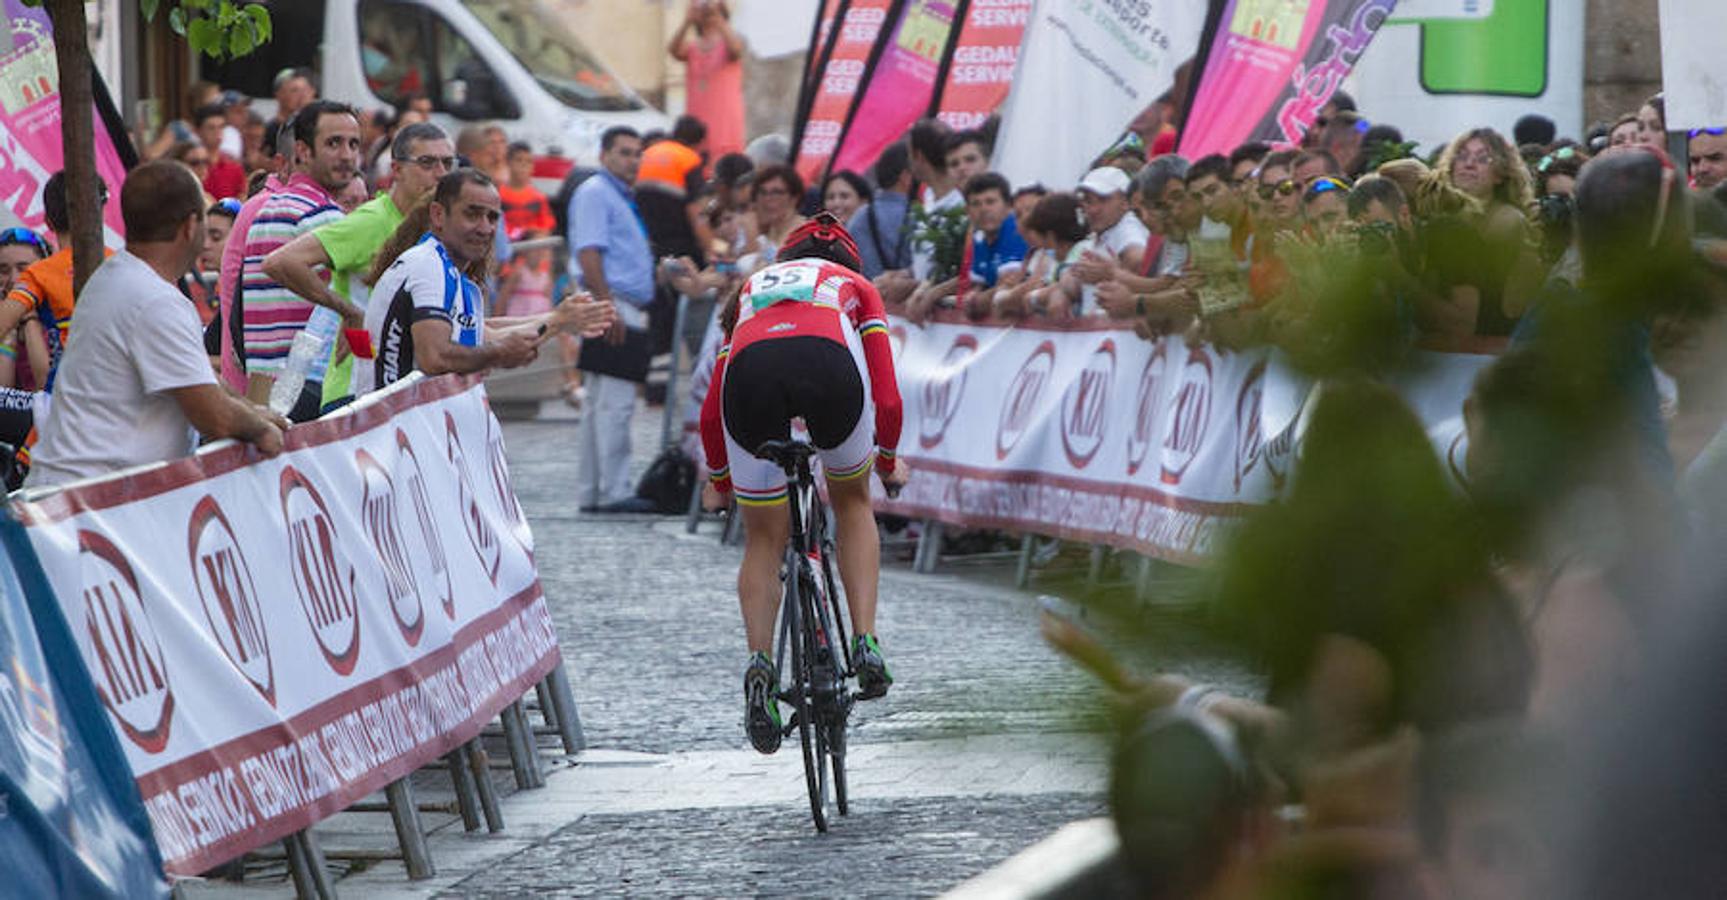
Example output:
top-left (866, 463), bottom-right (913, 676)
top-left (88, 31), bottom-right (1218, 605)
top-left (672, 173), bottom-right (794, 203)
top-left (268, 309), bottom-right (341, 415)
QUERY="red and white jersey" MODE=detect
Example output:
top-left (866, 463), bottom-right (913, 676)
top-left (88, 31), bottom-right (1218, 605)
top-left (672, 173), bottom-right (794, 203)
top-left (699, 258), bottom-right (903, 492)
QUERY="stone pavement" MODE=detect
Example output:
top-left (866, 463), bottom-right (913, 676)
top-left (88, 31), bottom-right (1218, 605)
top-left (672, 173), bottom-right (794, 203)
top-left (181, 397), bottom-right (1227, 898)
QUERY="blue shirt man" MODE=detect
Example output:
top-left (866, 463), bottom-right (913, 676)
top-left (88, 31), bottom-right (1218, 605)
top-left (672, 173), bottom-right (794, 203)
top-left (849, 190), bottom-right (911, 279)
top-left (569, 127), bottom-right (658, 512)
top-left (968, 212), bottom-right (1028, 288)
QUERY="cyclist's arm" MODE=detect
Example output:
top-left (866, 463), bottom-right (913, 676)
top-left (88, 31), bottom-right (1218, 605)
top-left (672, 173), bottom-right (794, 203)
top-left (852, 281), bottom-right (903, 465)
top-left (699, 343), bottom-right (733, 493)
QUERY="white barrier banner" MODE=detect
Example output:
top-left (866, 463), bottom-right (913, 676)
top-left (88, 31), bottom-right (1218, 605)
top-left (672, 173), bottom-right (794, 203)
top-left (9, 375), bottom-right (557, 875)
top-left (877, 316), bottom-right (1489, 563)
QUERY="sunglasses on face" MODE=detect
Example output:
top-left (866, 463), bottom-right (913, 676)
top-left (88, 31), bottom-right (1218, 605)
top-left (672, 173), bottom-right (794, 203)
top-left (1259, 179), bottom-right (1300, 199)
top-left (397, 154), bottom-right (457, 172)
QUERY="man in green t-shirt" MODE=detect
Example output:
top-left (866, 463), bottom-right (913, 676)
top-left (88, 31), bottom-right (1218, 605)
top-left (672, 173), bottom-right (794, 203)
top-left (261, 122), bottom-right (455, 408)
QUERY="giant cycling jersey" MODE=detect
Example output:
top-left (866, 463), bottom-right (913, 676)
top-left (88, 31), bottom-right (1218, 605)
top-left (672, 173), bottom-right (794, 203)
top-left (358, 234), bottom-right (484, 394)
top-left (700, 258), bottom-right (903, 494)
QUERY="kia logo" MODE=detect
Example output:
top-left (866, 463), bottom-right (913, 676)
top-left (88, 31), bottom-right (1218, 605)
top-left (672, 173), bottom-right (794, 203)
top-left (1126, 342), bottom-right (1170, 476)
top-left (996, 341), bottom-right (1055, 460)
top-left (1233, 360), bottom-right (1266, 492)
top-left (279, 467), bottom-right (361, 675)
top-left (79, 529), bottom-right (174, 753)
top-left (918, 334), bottom-right (977, 450)
top-left (446, 412), bottom-right (502, 585)
top-left (1159, 347), bottom-right (1214, 486)
top-left (398, 429), bottom-right (455, 620)
top-left (357, 449), bottom-right (425, 647)
top-left (1061, 340), bottom-right (1116, 469)
top-left (188, 496), bottom-right (273, 705)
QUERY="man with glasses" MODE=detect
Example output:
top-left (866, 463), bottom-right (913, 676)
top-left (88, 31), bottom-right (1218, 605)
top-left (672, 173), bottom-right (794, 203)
top-left (263, 122), bottom-right (454, 409)
top-left (1688, 128), bottom-right (1727, 192)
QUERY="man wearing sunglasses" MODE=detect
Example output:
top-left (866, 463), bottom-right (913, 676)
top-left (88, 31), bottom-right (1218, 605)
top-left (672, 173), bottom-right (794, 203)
top-left (1688, 127), bottom-right (1727, 192)
top-left (263, 122), bottom-right (454, 409)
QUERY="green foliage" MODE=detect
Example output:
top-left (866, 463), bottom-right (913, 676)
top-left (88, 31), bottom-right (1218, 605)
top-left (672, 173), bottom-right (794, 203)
top-left (143, 0), bottom-right (273, 61)
top-left (907, 205), bottom-right (969, 283)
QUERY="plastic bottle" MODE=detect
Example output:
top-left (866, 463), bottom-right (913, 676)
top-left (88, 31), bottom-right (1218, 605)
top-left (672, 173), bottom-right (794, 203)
top-left (267, 309), bottom-right (341, 415)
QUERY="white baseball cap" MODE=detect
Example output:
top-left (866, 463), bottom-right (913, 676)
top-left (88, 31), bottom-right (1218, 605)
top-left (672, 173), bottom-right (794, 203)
top-left (1076, 166), bottom-right (1132, 197)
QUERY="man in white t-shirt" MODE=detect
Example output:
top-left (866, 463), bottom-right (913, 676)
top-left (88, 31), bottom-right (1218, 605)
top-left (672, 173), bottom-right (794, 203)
top-left (28, 161), bottom-right (284, 487)
top-left (1075, 166), bottom-right (1150, 272)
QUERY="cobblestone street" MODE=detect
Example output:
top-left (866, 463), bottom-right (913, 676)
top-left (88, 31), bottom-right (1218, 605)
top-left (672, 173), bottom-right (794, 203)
top-left (185, 398), bottom-right (1231, 898)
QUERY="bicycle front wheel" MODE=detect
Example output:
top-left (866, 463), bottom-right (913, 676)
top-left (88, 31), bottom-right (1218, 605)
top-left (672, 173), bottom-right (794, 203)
top-left (783, 557), bottom-right (828, 832)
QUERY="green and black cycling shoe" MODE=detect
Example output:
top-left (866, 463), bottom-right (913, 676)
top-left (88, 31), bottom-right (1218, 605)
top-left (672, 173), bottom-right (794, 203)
top-left (744, 652), bottom-right (783, 754)
top-left (853, 633), bottom-right (893, 700)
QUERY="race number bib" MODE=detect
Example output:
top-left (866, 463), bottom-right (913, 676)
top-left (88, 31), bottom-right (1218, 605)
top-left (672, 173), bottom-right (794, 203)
top-left (747, 262), bottom-right (830, 312)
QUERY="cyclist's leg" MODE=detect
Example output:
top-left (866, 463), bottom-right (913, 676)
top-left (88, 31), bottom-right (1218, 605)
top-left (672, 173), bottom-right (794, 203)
top-left (823, 469), bottom-right (879, 635)
top-left (737, 500), bottom-right (790, 652)
top-left (720, 344), bottom-right (794, 654)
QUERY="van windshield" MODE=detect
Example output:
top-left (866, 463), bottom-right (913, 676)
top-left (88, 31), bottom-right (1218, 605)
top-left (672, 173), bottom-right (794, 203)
top-left (464, 0), bottom-right (644, 113)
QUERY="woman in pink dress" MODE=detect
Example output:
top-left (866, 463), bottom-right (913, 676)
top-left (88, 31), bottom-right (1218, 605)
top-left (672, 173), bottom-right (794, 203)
top-left (669, 0), bottom-right (746, 158)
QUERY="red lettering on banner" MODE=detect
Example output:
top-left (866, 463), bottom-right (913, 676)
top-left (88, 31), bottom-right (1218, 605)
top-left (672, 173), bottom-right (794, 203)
top-left (1159, 347), bottom-right (1214, 486)
top-left (280, 467), bottom-right (361, 675)
top-left (996, 341), bottom-right (1055, 459)
top-left (446, 412), bottom-right (502, 584)
top-left (1061, 340), bottom-right (1116, 468)
top-left (188, 495), bottom-right (274, 706)
top-left (357, 449), bottom-right (425, 647)
top-left (919, 334), bottom-right (977, 449)
top-left (79, 529), bottom-right (174, 753)
top-left (1126, 342), bottom-right (1169, 475)
top-left (398, 429), bottom-right (455, 620)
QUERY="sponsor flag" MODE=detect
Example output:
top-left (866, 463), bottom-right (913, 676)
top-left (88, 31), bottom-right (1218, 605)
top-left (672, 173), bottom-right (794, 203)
top-left (1178, 0), bottom-right (1399, 159)
top-left (829, 0), bottom-right (963, 180)
top-left (0, 520), bottom-right (169, 898)
top-left (793, 0), bottom-right (899, 183)
top-left (798, 0), bottom-right (849, 103)
top-left (932, 0), bottom-right (1033, 130)
top-left (990, 0), bottom-right (1209, 192)
top-left (0, 0), bottom-right (133, 242)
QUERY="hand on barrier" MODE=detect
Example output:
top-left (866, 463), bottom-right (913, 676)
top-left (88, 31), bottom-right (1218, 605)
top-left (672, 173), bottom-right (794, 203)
top-left (701, 481), bottom-right (727, 511)
top-left (879, 456), bottom-right (909, 498)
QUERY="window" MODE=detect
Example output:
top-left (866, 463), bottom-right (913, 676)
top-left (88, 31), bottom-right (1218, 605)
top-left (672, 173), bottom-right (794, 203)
top-left (356, 0), bottom-right (518, 120)
top-left (463, 0), bottom-right (644, 113)
top-left (199, 1), bottom-right (326, 99)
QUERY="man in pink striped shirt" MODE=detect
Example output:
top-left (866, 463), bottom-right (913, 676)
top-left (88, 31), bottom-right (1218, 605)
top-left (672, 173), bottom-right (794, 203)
top-left (238, 100), bottom-right (363, 414)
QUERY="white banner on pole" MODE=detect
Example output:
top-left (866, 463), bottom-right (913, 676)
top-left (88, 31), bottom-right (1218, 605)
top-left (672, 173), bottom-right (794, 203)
top-left (1658, 0), bottom-right (1727, 131)
top-left (10, 375), bottom-right (558, 876)
top-left (989, 0), bottom-right (1208, 191)
top-left (875, 316), bottom-right (1488, 562)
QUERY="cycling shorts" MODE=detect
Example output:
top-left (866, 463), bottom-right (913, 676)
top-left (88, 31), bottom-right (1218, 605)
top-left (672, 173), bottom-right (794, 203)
top-left (721, 332), bottom-right (874, 506)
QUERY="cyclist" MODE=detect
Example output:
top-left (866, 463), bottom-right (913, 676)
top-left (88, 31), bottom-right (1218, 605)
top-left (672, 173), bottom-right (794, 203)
top-left (700, 212), bottom-right (907, 754)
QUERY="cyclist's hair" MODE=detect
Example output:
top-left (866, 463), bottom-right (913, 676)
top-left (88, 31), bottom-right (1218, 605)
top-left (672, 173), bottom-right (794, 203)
top-left (434, 168), bottom-right (496, 209)
top-left (1187, 154), bottom-right (1232, 186)
top-left (1229, 141), bottom-right (1272, 172)
top-left (292, 99), bottom-right (359, 152)
top-left (1348, 175), bottom-right (1407, 219)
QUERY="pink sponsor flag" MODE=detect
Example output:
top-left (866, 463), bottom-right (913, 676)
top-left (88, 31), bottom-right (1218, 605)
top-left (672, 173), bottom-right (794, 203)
top-left (829, 0), bottom-right (961, 179)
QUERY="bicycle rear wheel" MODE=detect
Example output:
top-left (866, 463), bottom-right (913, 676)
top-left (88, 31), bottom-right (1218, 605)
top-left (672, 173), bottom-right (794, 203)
top-left (782, 553), bottom-right (828, 832)
top-left (803, 553), bottom-right (849, 819)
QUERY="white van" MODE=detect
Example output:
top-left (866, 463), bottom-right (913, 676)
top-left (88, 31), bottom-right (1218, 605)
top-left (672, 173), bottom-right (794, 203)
top-left (201, 0), bottom-right (667, 160)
